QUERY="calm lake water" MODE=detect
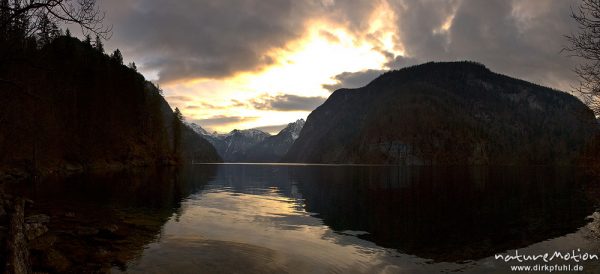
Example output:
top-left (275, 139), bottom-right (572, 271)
top-left (12, 164), bottom-right (600, 273)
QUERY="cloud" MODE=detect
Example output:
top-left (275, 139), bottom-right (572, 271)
top-left (319, 30), bottom-right (340, 43)
top-left (185, 105), bottom-right (201, 110)
top-left (250, 94), bottom-right (326, 111)
top-left (323, 69), bottom-right (385, 91)
top-left (166, 95), bottom-right (193, 102)
top-left (193, 115), bottom-right (258, 127)
top-left (386, 0), bottom-right (581, 91)
top-left (322, 0), bottom-right (581, 93)
top-left (230, 99), bottom-right (246, 108)
top-left (253, 124), bottom-right (289, 134)
top-left (384, 56), bottom-right (420, 70)
top-left (104, 0), bottom-right (377, 83)
top-left (185, 101), bottom-right (245, 111)
top-left (104, 0), bottom-right (583, 92)
top-left (322, 55), bottom-right (421, 91)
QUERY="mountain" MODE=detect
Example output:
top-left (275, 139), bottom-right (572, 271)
top-left (185, 122), bottom-right (229, 161)
top-left (188, 120), bottom-right (305, 162)
top-left (180, 124), bottom-right (221, 163)
top-left (187, 122), bottom-right (210, 136)
top-left (284, 61), bottom-right (598, 165)
top-left (0, 36), bottom-right (221, 178)
top-left (209, 129), bottom-right (271, 162)
top-left (243, 119), bottom-right (305, 162)
top-left (159, 107), bottom-right (221, 165)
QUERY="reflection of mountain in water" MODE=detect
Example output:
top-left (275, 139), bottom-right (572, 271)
top-left (202, 164), bottom-right (594, 262)
top-left (291, 166), bottom-right (594, 262)
top-left (11, 165), bottom-right (217, 273)
top-left (7, 164), bottom-right (596, 271)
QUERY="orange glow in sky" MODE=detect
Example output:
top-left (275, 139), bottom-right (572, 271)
top-left (162, 7), bottom-right (403, 133)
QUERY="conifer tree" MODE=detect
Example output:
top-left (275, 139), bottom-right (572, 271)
top-left (37, 14), bottom-right (59, 46)
top-left (172, 108), bottom-right (183, 155)
top-left (128, 62), bottom-right (137, 71)
top-left (94, 34), bottom-right (104, 53)
top-left (0, 0), bottom-right (9, 39)
top-left (111, 49), bottom-right (123, 64)
top-left (84, 34), bottom-right (92, 45)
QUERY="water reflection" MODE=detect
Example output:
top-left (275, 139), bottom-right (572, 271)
top-left (292, 165), bottom-right (594, 261)
top-left (9, 164), bottom-right (600, 273)
top-left (124, 164), bottom-right (598, 273)
top-left (11, 166), bottom-right (216, 273)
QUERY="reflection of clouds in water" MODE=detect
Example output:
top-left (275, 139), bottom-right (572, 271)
top-left (133, 190), bottom-right (434, 273)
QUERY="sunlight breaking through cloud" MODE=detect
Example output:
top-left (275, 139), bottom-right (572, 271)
top-left (100, 0), bottom-right (581, 133)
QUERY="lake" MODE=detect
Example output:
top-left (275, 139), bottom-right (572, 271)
top-left (10, 164), bottom-right (600, 273)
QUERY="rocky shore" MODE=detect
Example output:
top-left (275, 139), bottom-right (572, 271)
top-left (1, 194), bottom-right (45, 274)
top-left (0, 159), bottom-right (179, 183)
top-left (0, 190), bottom-right (168, 273)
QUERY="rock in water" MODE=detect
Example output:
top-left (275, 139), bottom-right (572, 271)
top-left (24, 215), bottom-right (49, 242)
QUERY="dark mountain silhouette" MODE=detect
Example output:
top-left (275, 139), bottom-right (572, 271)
top-left (0, 35), bottom-right (220, 178)
top-left (284, 61), bottom-right (598, 165)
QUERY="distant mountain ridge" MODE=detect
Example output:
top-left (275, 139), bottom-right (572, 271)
top-left (188, 119), bottom-right (305, 162)
top-left (284, 61), bottom-right (598, 165)
top-left (188, 123), bottom-right (211, 136)
top-left (244, 119), bottom-right (305, 162)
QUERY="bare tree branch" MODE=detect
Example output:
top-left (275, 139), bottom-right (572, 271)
top-left (0, 0), bottom-right (111, 38)
top-left (565, 0), bottom-right (600, 115)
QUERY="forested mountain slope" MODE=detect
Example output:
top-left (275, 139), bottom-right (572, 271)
top-left (285, 62), bottom-right (597, 165)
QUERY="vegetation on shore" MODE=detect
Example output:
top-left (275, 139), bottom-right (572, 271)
top-left (0, 3), bottom-right (220, 180)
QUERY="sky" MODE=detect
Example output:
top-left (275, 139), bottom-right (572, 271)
top-left (89, 0), bottom-right (582, 134)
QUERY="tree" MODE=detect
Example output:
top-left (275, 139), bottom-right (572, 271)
top-left (0, 0), bottom-right (110, 38)
top-left (37, 13), bottom-right (59, 46)
top-left (84, 33), bottom-right (91, 45)
top-left (155, 83), bottom-right (164, 95)
top-left (566, 0), bottom-right (600, 113)
top-left (94, 34), bottom-right (103, 53)
top-left (111, 49), bottom-right (123, 64)
top-left (128, 62), bottom-right (137, 71)
top-left (0, 0), bottom-right (9, 39)
top-left (172, 108), bottom-right (183, 155)
top-left (65, 28), bottom-right (71, 37)
top-left (6, 0), bottom-right (30, 42)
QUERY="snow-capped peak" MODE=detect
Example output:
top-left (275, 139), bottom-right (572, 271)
top-left (279, 119), bottom-right (305, 140)
top-left (185, 122), bottom-right (207, 135)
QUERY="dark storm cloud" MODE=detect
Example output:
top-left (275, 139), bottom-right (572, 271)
top-left (322, 56), bottom-right (420, 91)
top-left (395, 0), bottom-right (580, 90)
top-left (324, 0), bottom-right (581, 92)
top-left (251, 94), bottom-right (326, 111)
top-left (463, 0), bottom-right (578, 90)
top-left (104, 0), bottom-right (376, 83)
top-left (103, 0), bottom-right (583, 91)
top-left (383, 55), bottom-right (420, 70)
top-left (322, 69), bottom-right (385, 91)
